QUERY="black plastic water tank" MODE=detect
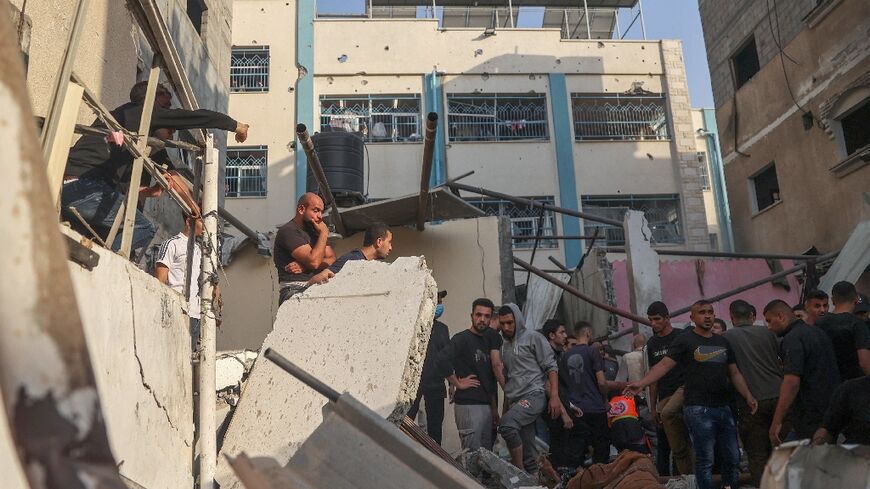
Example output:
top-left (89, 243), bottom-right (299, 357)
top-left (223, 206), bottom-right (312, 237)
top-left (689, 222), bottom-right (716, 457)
top-left (306, 131), bottom-right (365, 207)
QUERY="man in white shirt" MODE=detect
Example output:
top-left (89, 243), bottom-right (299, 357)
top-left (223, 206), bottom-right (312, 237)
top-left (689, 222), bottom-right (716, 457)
top-left (155, 216), bottom-right (212, 351)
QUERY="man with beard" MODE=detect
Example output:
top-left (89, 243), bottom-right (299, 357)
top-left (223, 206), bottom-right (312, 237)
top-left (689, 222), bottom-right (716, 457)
top-left (273, 193), bottom-right (337, 304)
top-left (446, 298), bottom-right (499, 452)
top-left (497, 304), bottom-right (559, 474)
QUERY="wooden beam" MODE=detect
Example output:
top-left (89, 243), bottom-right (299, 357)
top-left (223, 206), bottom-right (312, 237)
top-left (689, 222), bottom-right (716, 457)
top-left (44, 81), bottom-right (84, 209)
top-left (119, 59), bottom-right (161, 257)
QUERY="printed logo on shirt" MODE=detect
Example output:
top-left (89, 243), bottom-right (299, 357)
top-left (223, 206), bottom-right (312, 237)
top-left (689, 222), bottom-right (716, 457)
top-left (608, 399), bottom-right (628, 417)
top-left (693, 346), bottom-right (727, 363)
top-left (474, 349), bottom-right (488, 364)
top-left (567, 351), bottom-right (586, 385)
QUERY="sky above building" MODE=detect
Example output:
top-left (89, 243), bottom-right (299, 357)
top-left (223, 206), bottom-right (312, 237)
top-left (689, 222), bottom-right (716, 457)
top-left (316, 0), bottom-right (714, 108)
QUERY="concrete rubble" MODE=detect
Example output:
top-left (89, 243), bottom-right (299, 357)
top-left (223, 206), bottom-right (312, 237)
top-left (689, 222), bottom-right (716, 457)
top-left (474, 448), bottom-right (539, 489)
top-left (216, 256), bottom-right (437, 488)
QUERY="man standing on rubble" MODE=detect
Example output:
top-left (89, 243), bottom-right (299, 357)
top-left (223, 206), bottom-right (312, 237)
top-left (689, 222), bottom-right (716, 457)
top-left (644, 301), bottom-right (693, 476)
top-left (497, 304), bottom-right (560, 474)
top-left (723, 299), bottom-right (782, 487)
top-left (764, 299), bottom-right (841, 444)
top-left (814, 281), bottom-right (870, 379)
top-left (273, 192), bottom-right (337, 304)
top-left (446, 298), bottom-right (499, 453)
top-left (62, 81), bottom-right (250, 254)
top-left (626, 300), bottom-right (758, 489)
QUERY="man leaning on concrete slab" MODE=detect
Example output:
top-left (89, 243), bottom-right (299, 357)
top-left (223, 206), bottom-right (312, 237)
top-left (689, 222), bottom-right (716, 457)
top-left (306, 222), bottom-right (393, 285)
top-left (273, 192), bottom-right (336, 304)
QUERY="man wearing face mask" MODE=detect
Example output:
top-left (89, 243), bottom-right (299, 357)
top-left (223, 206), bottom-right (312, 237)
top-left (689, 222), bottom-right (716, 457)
top-left (408, 290), bottom-right (452, 444)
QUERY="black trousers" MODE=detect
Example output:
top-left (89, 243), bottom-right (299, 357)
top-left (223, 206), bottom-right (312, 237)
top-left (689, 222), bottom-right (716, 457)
top-left (554, 411), bottom-right (610, 469)
top-left (407, 388), bottom-right (446, 445)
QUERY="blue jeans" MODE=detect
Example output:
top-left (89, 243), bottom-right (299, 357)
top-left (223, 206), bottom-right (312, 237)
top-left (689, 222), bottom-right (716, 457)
top-left (682, 405), bottom-right (739, 489)
top-left (61, 178), bottom-right (155, 252)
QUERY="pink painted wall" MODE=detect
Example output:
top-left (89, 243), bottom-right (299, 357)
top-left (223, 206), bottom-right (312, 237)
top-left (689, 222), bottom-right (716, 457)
top-left (611, 258), bottom-right (802, 329)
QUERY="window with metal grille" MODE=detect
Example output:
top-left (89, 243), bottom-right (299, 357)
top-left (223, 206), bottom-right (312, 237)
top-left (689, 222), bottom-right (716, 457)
top-left (698, 151), bottom-right (711, 190)
top-left (319, 95), bottom-right (421, 142)
top-left (225, 146), bottom-right (267, 197)
top-left (581, 195), bottom-right (683, 246)
top-left (447, 93), bottom-right (549, 142)
top-left (230, 46), bottom-right (269, 93)
top-left (571, 93), bottom-right (670, 141)
top-left (466, 197), bottom-right (558, 249)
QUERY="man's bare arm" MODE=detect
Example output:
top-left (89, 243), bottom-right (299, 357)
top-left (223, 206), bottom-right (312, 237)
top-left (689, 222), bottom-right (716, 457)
top-left (155, 264), bottom-right (170, 285)
top-left (624, 357), bottom-right (676, 395)
top-left (770, 374), bottom-right (800, 445)
top-left (491, 349), bottom-right (506, 389)
top-left (290, 228), bottom-right (329, 270)
top-left (858, 349), bottom-right (870, 375)
top-left (728, 364), bottom-right (758, 413)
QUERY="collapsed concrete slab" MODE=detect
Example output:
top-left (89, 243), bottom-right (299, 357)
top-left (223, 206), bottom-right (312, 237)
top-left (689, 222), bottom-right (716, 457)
top-left (216, 257), bottom-right (437, 488)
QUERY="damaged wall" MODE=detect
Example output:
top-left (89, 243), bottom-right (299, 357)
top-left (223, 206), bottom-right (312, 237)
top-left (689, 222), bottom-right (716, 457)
top-left (216, 257), bottom-right (437, 488)
top-left (64, 227), bottom-right (194, 489)
top-left (218, 243), bottom-right (279, 351)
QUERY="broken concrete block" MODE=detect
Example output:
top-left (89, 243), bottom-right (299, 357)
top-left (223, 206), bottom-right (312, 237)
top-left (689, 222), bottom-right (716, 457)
top-left (216, 257), bottom-right (437, 488)
top-left (216, 350), bottom-right (258, 391)
top-left (476, 448), bottom-right (538, 489)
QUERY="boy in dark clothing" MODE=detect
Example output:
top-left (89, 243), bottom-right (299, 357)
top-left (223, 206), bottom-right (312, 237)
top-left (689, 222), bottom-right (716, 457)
top-left (62, 82), bottom-right (249, 252)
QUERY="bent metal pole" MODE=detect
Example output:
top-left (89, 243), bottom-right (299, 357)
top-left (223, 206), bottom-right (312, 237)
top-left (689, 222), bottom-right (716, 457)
top-left (514, 257), bottom-right (652, 327)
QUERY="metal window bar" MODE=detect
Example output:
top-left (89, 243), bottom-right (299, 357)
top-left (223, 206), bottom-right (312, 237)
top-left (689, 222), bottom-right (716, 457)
top-left (319, 95), bottom-right (422, 142)
top-left (581, 195), bottom-right (683, 246)
top-left (697, 151), bottom-right (711, 190)
top-left (466, 197), bottom-right (558, 249)
top-left (225, 146), bottom-right (268, 197)
top-left (230, 46), bottom-right (269, 93)
top-left (447, 94), bottom-right (549, 142)
top-left (571, 93), bottom-right (669, 141)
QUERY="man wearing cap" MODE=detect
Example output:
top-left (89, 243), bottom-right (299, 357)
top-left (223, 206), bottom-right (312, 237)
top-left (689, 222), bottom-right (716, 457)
top-left (408, 290), bottom-right (451, 444)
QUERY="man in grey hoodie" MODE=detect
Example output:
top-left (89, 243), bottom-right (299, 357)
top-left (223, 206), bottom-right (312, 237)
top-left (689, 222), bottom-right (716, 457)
top-left (497, 304), bottom-right (561, 473)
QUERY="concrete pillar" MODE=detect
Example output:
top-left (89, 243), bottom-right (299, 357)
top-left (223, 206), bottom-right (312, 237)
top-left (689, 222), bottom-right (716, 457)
top-left (623, 210), bottom-right (660, 340)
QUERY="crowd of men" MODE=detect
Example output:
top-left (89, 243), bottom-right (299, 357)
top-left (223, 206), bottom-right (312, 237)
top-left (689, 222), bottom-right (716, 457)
top-left (404, 285), bottom-right (868, 489)
top-left (63, 82), bottom-right (869, 489)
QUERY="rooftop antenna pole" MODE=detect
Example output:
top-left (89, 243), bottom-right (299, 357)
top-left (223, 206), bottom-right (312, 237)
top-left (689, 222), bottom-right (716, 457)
top-left (508, 0), bottom-right (515, 27)
top-left (583, 0), bottom-right (591, 39)
top-left (638, 0), bottom-right (647, 40)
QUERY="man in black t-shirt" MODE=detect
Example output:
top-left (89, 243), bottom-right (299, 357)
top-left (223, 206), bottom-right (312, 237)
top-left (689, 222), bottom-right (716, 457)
top-left (814, 281), bottom-right (870, 380)
top-left (627, 300), bottom-right (757, 489)
top-left (644, 301), bottom-right (693, 476)
top-left (812, 375), bottom-right (870, 446)
top-left (273, 193), bottom-right (336, 304)
top-left (764, 299), bottom-right (841, 443)
top-left (446, 298), bottom-right (499, 452)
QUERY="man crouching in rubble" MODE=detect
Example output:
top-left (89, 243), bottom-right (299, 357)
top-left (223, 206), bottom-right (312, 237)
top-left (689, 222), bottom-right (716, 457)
top-left (274, 192), bottom-right (336, 304)
top-left (497, 304), bottom-right (560, 474)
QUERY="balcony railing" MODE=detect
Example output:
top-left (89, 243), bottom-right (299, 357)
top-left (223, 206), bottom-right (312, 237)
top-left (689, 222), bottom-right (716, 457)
top-left (572, 93), bottom-right (669, 141)
top-left (447, 94), bottom-right (549, 142)
top-left (581, 195), bottom-right (683, 246)
top-left (320, 95), bottom-right (421, 142)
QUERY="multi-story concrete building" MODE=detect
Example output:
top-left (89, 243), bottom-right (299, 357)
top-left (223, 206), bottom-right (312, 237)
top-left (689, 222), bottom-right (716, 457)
top-left (698, 0), bottom-right (869, 254)
top-left (226, 0), bottom-right (714, 280)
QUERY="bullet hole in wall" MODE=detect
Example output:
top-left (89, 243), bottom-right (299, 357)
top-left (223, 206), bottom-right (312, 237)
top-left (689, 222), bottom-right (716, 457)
top-left (338, 54), bottom-right (348, 63)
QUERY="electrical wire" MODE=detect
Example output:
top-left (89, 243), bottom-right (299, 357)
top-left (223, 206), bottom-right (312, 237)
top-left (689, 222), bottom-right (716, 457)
top-left (766, 0), bottom-right (822, 127)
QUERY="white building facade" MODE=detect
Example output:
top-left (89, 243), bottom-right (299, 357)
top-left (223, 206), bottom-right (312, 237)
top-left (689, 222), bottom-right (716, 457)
top-left (225, 1), bottom-right (713, 278)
